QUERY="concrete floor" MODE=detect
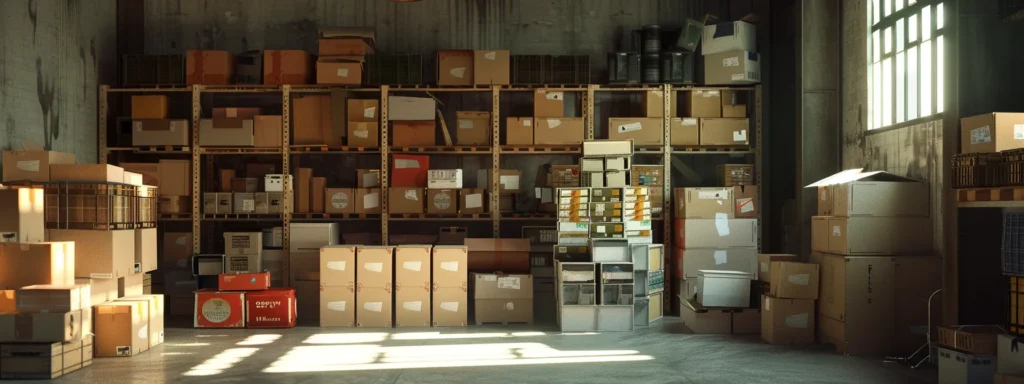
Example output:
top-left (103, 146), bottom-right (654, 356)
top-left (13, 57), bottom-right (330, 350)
top-left (50, 319), bottom-right (937, 384)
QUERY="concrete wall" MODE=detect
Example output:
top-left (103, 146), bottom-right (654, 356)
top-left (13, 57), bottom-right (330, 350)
top-left (0, 0), bottom-right (118, 164)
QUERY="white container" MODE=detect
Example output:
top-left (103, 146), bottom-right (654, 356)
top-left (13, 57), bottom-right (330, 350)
top-left (428, 169), bottom-right (463, 189)
top-left (605, 171), bottom-right (629, 187)
top-left (938, 347), bottom-right (994, 384)
top-left (998, 334), bottom-right (1024, 375)
top-left (580, 158), bottom-right (604, 172)
top-left (591, 239), bottom-right (631, 263)
top-left (584, 172), bottom-right (605, 188)
top-left (604, 157), bottom-right (630, 171)
top-left (583, 140), bottom-right (633, 157)
top-left (265, 174), bottom-right (293, 192)
top-left (696, 269), bottom-right (753, 308)
top-left (289, 223), bottom-right (339, 252)
top-left (702, 21), bottom-right (756, 56)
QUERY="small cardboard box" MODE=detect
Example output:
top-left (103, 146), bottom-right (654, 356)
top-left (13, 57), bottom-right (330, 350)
top-left (2, 148), bottom-right (76, 182)
top-left (186, 50), bottom-right (235, 85)
top-left (534, 118), bottom-right (585, 145)
top-left (674, 187), bottom-right (734, 219)
top-left (263, 50), bottom-right (314, 85)
top-left (456, 111), bottom-right (491, 145)
top-left (704, 51), bottom-right (761, 85)
top-left (311, 177), bottom-right (327, 213)
top-left (428, 169), bottom-right (463, 189)
top-left (761, 295), bottom-right (815, 345)
top-left (131, 95), bottom-right (168, 119)
top-left (426, 189), bottom-right (458, 214)
top-left (700, 118), bottom-right (749, 145)
top-left (0, 187), bottom-right (45, 243)
top-left (680, 297), bottom-right (732, 334)
top-left (392, 121), bottom-right (435, 147)
top-left (473, 274), bottom-right (533, 325)
top-left (608, 118), bottom-right (664, 145)
top-left (642, 90), bottom-right (677, 117)
top-left (684, 90), bottom-right (722, 118)
top-left (355, 188), bottom-right (381, 214)
top-left (473, 50), bottom-right (510, 85)
top-left (159, 159), bottom-right (191, 196)
top-left (389, 188), bottom-right (425, 214)
top-left (316, 60), bottom-right (362, 85)
top-left (534, 90), bottom-right (564, 117)
top-left (734, 185), bottom-right (758, 218)
top-left (223, 232), bottom-right (262, 255)
top-left (768, 262), bottom-right (820, 300)
top-left (757, 254), bottom-right (799, 283)
top-left (347, 99), bottom-right (379, 123)
top-left (95, 301), bottom-right (149, 355)
top-left (437, 50), bottom-right (474, 86)
top-left (199, 118), bottom-right (255, 146)
top-left (356, 170), bottom-right (381, 188)
top-left (325, 188), bottom-right (355, 214)
top-left (253, 115), bottom-right (283, 148)
top-left (506, 117), bottom-right (533, 145)
top-left (671, 118), bottom-right (699, 145)
top-left (460, 189), bottom-right (487, 214)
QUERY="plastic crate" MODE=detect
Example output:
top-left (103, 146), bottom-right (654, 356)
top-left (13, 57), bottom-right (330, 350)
top-left (511, 55), bottom-right (552, 84)
top-left (953, 152), bottom-right (1004, 189)
top-left (1003, 213), bottom-right (1024, 275)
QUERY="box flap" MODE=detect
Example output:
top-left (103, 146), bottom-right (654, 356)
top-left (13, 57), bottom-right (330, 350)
top-left (318, 26), bottom-right (375, 42)
top-left (319, 55), bottom-right (366, 63)
top-left (805, 168), bottom-right (923, 187)
top-left (18, 140), bottom-right (44, 151)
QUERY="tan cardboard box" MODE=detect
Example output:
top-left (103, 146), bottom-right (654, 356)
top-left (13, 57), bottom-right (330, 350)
top-left (437, 50), bottom-right (473, 86)
top-left (459, 189), bottom-right (487, 214)
top-left (679, 219), bottom-right (757, 249)
top-left (506, 117), bottom-right (534, 145)
top-left (534, 90), bottom-right (564, 117)
top-left (199, 118), bottom-right (254, 146)
top-left (700, 118), bottom-right (749, 145)
top-left (356, 169), bottom-right (381, 188)
top-left (0, 291), bottom-right (12, 313)
top-left (118, 273), bottom-right (144, 297)
top-left (159, 196), bottom-right (188, 214)
top-left (473, 50), bottom-right (510, 85)
top-left (348, 99), bottom-right (379, 122)
top-left (131, 95), bottom-right (168, 119)
top-left (674, 187), bottom-right (734, 219)
top-left (263, 50), bottom-right (314, 85)
top-left (704, 51), bottom-right (761, 85)
top-left (684, 90), bottom-right (722, 117)
top-left (356, 287), bottom-right (392, 327)
top-left (396, 246), bottom-right (432, 327)
top-left (48, 229), bottom-right (134, 279)
top-left (426, 189), bottom-right (458, 214)
top-left (316, 60), bottom-right (362, 85)
top-left (389, 188), bottom-right (425, 214)
top-left (761, 295), bottom-right (815, 345)
top-left (355, 188), bottom-right (381, 214)
top-left (821, 216), bottom-right (932, 255)
top-left (432, 286), bottom-right (468, 327)
top-left (0, 187), bottom-right (44, 243)
top-left (670, 118), bottom-right (699, 145)
top-left (642, 90), bottom-right (677, 117)
top-left (960, 112), bottom-right (1024, 154)
top-left (534, 117), bottom-right (584, 145)
top-left (132, 119), bottom-right (189, 146)
top-left (0, 310), bottom-right (83, 343)
top-left (253, 115), bottom-right (283, 147)
top-left (318, 38), bottom-right (373, 56)
top-left (473, 273), bottom-right (533, 324)
top-left (292, 95), bottom-right (330, 145)
top-left (476, 169), bottom-right (521, 195)
top-left (321, 246), bottom-right (356, 287)
top-left (608, 117), bottom-right (664, 145)
top-left (159, 160), bottom-right (190, 197)
top-left (356, 246), bottom-right (394, 287)
top-left (213, 108), bottom-right (260, 119)
top-left (2, 149), bottom-right (76, 182)
top-left (769, 262), bottom-right (820, 300)
top-left (722, 90), bottom-right (748, 118)
top-left (757, 254), bottom-right (799, 283)
top-left (392, 121), bottom-right (435, 147)
top-left (114, 294), bottom-right (164, 347)
top-left (734, 185), bottom-right (758, 218)
top-left (680, 298), bottom-right (732, 334)
top-left (320, 285), bottom-right (354, 327)
top-left (135, 228), bottom-right (157, 273)
top-left (631, 165), bottom-right (663, 186)
top-left (15, 284), bottom-right (89, 313)
top-left (186, 50), bottom-right (235, 85)
top-left (224, 232), bottom-right (261, 255)
top-left (311, 177), bottom-right (326, 213)
top-left (295, 168), bottom-right (312, 213)
top-left (388, 97), bottom-right (436, 121)
top-left (94, 301), bottom-right (148, 356)
top-left (76, 277), bottom-right (118, 308)
top-left (808, 170), bottom-right (930, 218)
top-left (348, 122), bottom-right (379, 147)
top-left (119, 163), bottom-right (159, 186)
top-left (456, 111), bottom-right (491, 145)
top-left (433, 246), bottom-right (468, 287)
top-left (50, 164), bottom-right (124, 183)
top-left (325, 188), bottom-right (355, 214)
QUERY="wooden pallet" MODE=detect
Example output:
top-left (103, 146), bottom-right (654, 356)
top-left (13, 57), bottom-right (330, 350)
top-left (202, 213), bottom-right (282, 220)
top-left (201, 147), bottom-right (281, 154)
top-left (500, 146), bottom-right (581, 153)
top-left (290, 145), bottom-right (380, 153)
top-left (134, 145), bottom-right (189, 153)
top-left (957, 187), bottom-right (1024, 202)
top-left (476, 321), bottom-right (533, 326)
top-left (292, 213), bottom-right (381, 219)
top-left (672, 146), bottom-right (752, 153)
top-left (391, 146), bottom-right (491, 153)
top-left (45, 222), bottom-right (134, 230)
top-left (389, 213), bottom-right (489, 219)
top-left (501, 84), bottom-right (587, 89)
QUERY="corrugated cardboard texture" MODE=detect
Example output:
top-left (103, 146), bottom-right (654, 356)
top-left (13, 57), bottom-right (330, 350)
top-left (684, 90), bottom-right (722, 117)
top-left (75, 278), bottom-right (117, 309)
top-left (456, 111), bottom-right (491, 145)
top-left (186, 50), bottom-right (234, 85)
top-left (757, 254), bottom-right (798, 283)
top-left (465, 238), bottom-right (530, 273)
top-left (826, 216), bottom-right (932, 255)
top-left (819, 254), bottom-right (895, 355)
top-left (158, 160), bottom-right (190, 197)
top-left (459, 189), bottom-right (487, 214)
top-left (198, 119), bottom-right (255, 146)
top-left (48, 230), bottom-right (132, 280)
top-left (320, 285), bottom-right (354, 327)
top-left (135, 228), bottom-right (157, 273)
top-left (356, 287), bottom-right (392, 327)
top-left (769, 262), bottom-right (820, 300)
top-left (734, 185), bottom-right (758, 218)
top-left (325, 188), bottom-right (355, 214)
top-left (317, 61), bottom-right (362, 85)
top-left (475, 299), bottom-right (533, 324)
top-left (426, 189), bottom-right (457, 214)
top-left (432, 246), bottom-right (468, 288)
top-left (114, 295), bottom-right (164, 348)
top-left (292, 96), bottom-right (328, 145)
top-left (118, 273), bottom-right (144, 298)
top-left (392, 121), bottom-right (435, 147)
top-left (0, 242), bottom-right (75, 289)
top-left (262, 50), bottom-right (313, 85)
top-left (761, 296), bottom-right (815, 345)
top-left (473, 50), bottom-right (510, 85)
top-left (355, 189), bottom-right (381, 214)
top-left (437, 50), bottom-right (473, 86)
top-left (0, 310), bottom-right (81, 343)
top-left (700, 118), bottom-right (749, 145)
top-left (16, 285), bottom-right (87, 314)
top-left (432, 286), bottom-right (467, 326)
top-left (534, 90), bottom-right (564, 117)
top-left (506, 117), bottom-right (534, 145)
top-left (671, 118), bottom-right (699, 145)
top-left (474, 274), bottom-right (533, 299)
top-left (642, 90), bottom-right (677, 117)
top-left (675, 187), bottom-right (734, 219)
top-left (2, 150), bottom-right (76, 183)
top-left (130, 95), bottom-right (168, 119)
top-left (396, 289), bottom-right (431, 327)
top-left (254, 115), bottom-right (283, 148)
top-left (389, 188), bottom-right (425, 214)
top-left (50, 164), bottom-right (124, 183)
top-left (95, 302), bottom-right (147, 356)
top-left (680, 298), bottom-right (731, 334)
top-left (320, 246), bottom-right (356, 288)
top-left (960, 112), bottom-right (1024, 154)
top-left (356, 246), bottom-right (394, 288)
top-left (832, 181), bottom-right (929, 217)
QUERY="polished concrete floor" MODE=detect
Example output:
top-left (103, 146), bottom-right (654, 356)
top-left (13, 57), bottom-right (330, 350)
top-left (48, 319), bottom-right (937, 384)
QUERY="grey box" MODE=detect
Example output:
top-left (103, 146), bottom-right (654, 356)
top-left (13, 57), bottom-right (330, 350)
top-left (634, 297), bottom-right (650, 327)
top-left (597, 305), bottom-right (634, 331)
top-left (937, 347), bottom-right (994, 384)
top-left (558, 305), bottom-right (598, 332)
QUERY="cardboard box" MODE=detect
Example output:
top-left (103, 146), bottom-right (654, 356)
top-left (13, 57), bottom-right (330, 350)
top-left (696, 270), bottom-right (753, 308)
top-left (320, 246), bottom-right (356, 287)
top-left (768, 262), bottom-right (819, 300)
top-left (432, 286), bottom-right (468, 326)
top-left (392, 121), bottom-right (435, 147)
top-left (960, 113), bottom-right (1024, 154)
top-left (426, 189), bottom-right (458, 214)
top-left (244, 288), bottom-right (295, 328)
top-left (812, 216), bottom-right (932, 255)
top-left (158, 196), bottom-right (188, 214)
top-left (123, 171), bottom-right (143, 186)
top-left (473, 50), bottom-right (510, 85)
top-left (674, 187), bottom-right (734, 219)
top-left (433, 245), bottom-right (469, 287)
top-left (347, 99), bottom-right (379, 123)
top-left (608, 118), bottom-right (664, 145)
top-left (428, 169), bottom-right (463, 189)
top-left (318, 38), bottom-right (373, 56)
top-left (202, 192), bottom-right (232, 214)
top-left (685, 90), bottom-right (722, 118)
top-left (465, 238), bottom-right (530, 273)
top-left (389, 97), bottom-right (436, 121)
top-left (324, 188), bottom-right (355, 214)
top-left (49, 164), bottom-right (124, 183)
top-left (703, 21), bottom-right (756, 55)
top-left (356, 247), bottom-right (394, 327)
top-left (193, 290), bottom-right (245, 328)
top-left (761, 295), bottom-right (815, 345)
top-left (289, 223), bottom-right (339, 254)
top-left (253, 115), bottom-right (283, 147)
top-left (120, 163), bottom-right (159, 186)
top-left (114, 295), bottom-right (164, 347)
top-left (320, 285), bottom-right (355, 327)
top-left (48, 229), bottom-right (135, 279)
top-left (218, 272), bottom-right (271, 291)
top-left (130, 95), bottom-right (168, 119)
top-left (680, 248), bottom-right (759, 280)
top-left (134, 228), bottom-right (157, 273)
top-left (391, 154), bottom-right (429, 187)
top-left (456, 111), bottom-right (491, 145)
top-left (389, 187), bottom-right (425, 214)
top-left (15, 285), bottom-right (89, 314)
top-left (679, 218), bottom-right (757, 249)
top-left (395, 246), bottom-right (432, 327)
top-left (670, 118), bottom-right (699, 146)
top-left (292, 95), bottom-right (331, 145)
top-left (704, 51), bottom-right (761, 85)
top-left (316, 60), bottom-right (362, 85)
top-left (311, 177), bottom-right (327, 213)
top-left (0, 309), bottom-right (83, 343)
top-left (550, 165), bottom-right (581, 188)
top-left (118, 273), bottom-right (144, 297)
top-left (75, 277), bottom-right (118, 309)
top-left (224, 232), bottom-right (261, 255)
top-left (506, 117), bottom-right (534, 145)
top-left (631, 165), bottom-right (663, 186)
top-left (356, 246), bottom-right (394, 287)
top-left (460, 189), bottom-right (487, 214)
top-left (722, 90), bottom-right (748, 118)
top-left (437, 50), bottom-right (473, 86)
top-left (186, 50), bottom-right (234, 85)
top-left (642, 90), bottom-right (678, 117)
top-left (231, 178), bottom-right (258, 193)
top-left (535, 118), bottom-right (584, 145)
top-left (534, 90), bottom-right (564, 117)
top-left (477, 169), bottom-right (521, 194)
top-left (355, 188), bottom-right (381, 214)
top-left (199, 118), bottom-right (254, 146)
top-left (807, 169), bottom-right (930, 217)
top-left (0, 187), bottom-right (44, 243)
top-left (474, 273), bottom-right (533, 324)
top-left (263, 50), bottom-right (313, 85)
top-left (213, 108), bottom-right (261, 119)
top-left (159, 160), bottom-right (190, 197)
top-left (680, 297), bottom-right (732, 334)
top-left (294, 168), bottom-right (312, 213)
top-left (2, 149), bottom-right (76, 182)
top-left (95, 300), bottom-right (149, 356)
top-left (720, 164), bottom-right (754, 186)
top-left (131, 119), bottom-right (188, 147)
top-left (700, 118), bottom-right (749, 145)
top-left (757, 254), bottom-right (799, 283)
top-left (734, 185), bottom-right (758, 218)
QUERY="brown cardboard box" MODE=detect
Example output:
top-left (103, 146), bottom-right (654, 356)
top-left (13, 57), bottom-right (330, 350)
top-left (159, 160), bottom-right (190, 197)
top-left (432, 286), bottom-right (467, 326)
top-left (316, 60), bottom-right (362, 85)
top-left (131, 95), bottom-right (168, 119)
top-left (757, 254), bottom-right (799, 283)
top-left (199, 118), bottom-right (255, 146)
top-left (817, 216), bottom-right (933, 255)
top-left (94, 301), bottom-right (148, 356)
top-left (253, 115), bottom-right (283, 147)
top-left (131, 119), bottom-right (189, 146)
top-left (325, 188), bottom-right (355, 214)
top-left (318, 38), bottom-right (373, 56)
top-left (311, 177), bottom-right (327, 213)
top-left (347, 122), bottom-right (379, 147)
top-left (722, 90), bottom-right (748, 118)
top-left (704, 51), bottom-right (761, 85)
top-left (961, 113), bottom-right (1024, 154)
top-left (0, 291), bottom-right (12, 313)
top-left (186, 50), bottom-right (234, 85)
top-left (348, 99), bottom-right (379, 123)
top-left (50, 164), bottom-right (124, 183)
top-left (114, 295), bottom-right (164, 347)
top-left (2, 149), bottom-right (76, 182)
top-left (534, 90), bottom-right (565, 117)
top-left (642, 90), bottom-right (678, 117)
top-left (464, 238), bottom-right (530, 273)
top-left (219, 170), bottom-right (236, 192)
top-left (15, 285), bottom-right (89, 313)
top-left (680, 298), bottom-right (732, 334)
top-left (389, 97), bottom-right (436, 121)
top-left (356, 169), bottom-right (381, 188)
top-left (761, 295), bottom-right (815, 345)
top-left (473, 50), bottom-right (510, 85)
top-left (433, 246), bottom-right (468, 287)
top-left (684, 90), bottom-right (722, 117)
top-left (808, 169), bottom-right (930, 218)
top-left (355, 188), bottom-right (381, 214)
top-left (631, 165), bottom-right (664, 186)
top-left (118, 273), bottom-right (144, 297)
top-left (670, 118), bottom-right (700, 146)
top-left (477, 169), bottom-right (521, 194)
top-left (162, 232), bottom-right (193, 270)
top-left (213, 108), bottom-right (260, 119)
top-left (320, 286), bottom-right (355, 327)
top-left (293, 96), bottom-right (330, 145)
top-left (550, 165), bottom-right (580, 188)
top-left (506, 117), bottom-right (533, 145)
top-left (534, 118), bottom-right (584, 145)
top-left (456, 111), bottom-right (491, 145)
top-left (224, 232), bottom-right (261, 255)
top-left (389, 188), bottom-right (425, 214)
top-left (395, 246), bottom-right (432, 327)
top-left (674, 187), bottom-right (734, 219)
top-left (320, 246), bottom-right (356, 327)
top-left (0, 187), bottom-right (45, 243)
top-left (75, 277), bottom-right (118, 308)
top-left (232, 178), bottom-right (259, 193)
top-left (734, 185), bottom-right (758, 218)
top-left (135, 228), bottom-right (157, 273)
top-left (426, 189), bottom-right (458, 214)
top-left (608, 118), bottom-right (664, 145)
top-left (473, 273), bottom-right (533, 324)
top-left (0, 310), bottom-right (83, 343)
top-left (700, 118), bottom-right (749, 145)
top-left (120, 163), bottom-right (159, 186)
top-left (460, 189), bottom-right (487, 214)
top-left (392, 121), bottom-right (435, 147)
top-left (437, 50), bottom-right (473, 86)
top-left (203, 192), bottom-right (232, 213)
top-left (769, 262), bottom-right (820, 300)
top-left (263, 50), bottom-right (314, 85)
top-left (295, 168), bottom-right (313, 213)
top-left (355, 246), bottom-right (393, 327)
top-left (817, 254), bottom-right (906, 355)
top-left (720, 164), bottom-right (754, 186)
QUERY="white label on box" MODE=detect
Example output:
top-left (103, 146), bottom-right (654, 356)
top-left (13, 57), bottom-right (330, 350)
top-left (327, 301), bottom-right (347, 312)
top-left (362, 173), bottom-right (378, 187)
top-left (364, 302), bottom-right (383, 312)
top-left (546, 92), bottom-right (563, 100)
top-left (331, 192), bottom-right (349, 208)
top-left (704, 90), bottom-right (720, 97)
top-left (715, 213), bottom-right (730, 236)
top-left (483, 275), bottom-right (497, 281)
top-left (788, 273), bottom-right (810, 286)
top-left (395, 159), bottom-right (420, 169)
top-left (243, 199), bottom-right (255, 211)
top-left (760, 261), bottom-right (769, 273)
top-left (327, 261), bottom-right (347, 271)
top-left (714, 250), bottom-right (727, 265)
top-left (227, 109), bottom-right (237, 118)
top-left (547, 119), bottom-right (561, 128)
top-left (971, 126), bottom-right (992, 144)
top-left (139, 325), bottom-right (149, 339)
top-left (402, 261), bottom-right (422, 271)
top-left (354, 129), bottom-right (369, 138)
top-left (1015, 124), bottom-right (1024, 140)
top-left (505, 301), bottom-right (515, 310)
top-left (765, 297), bottom-right (770, 311)
top-left (785, 313), bottom-right (809, 329)
top-left (485, 51), bottom-right (497, 60)
top-left (832, 225), bottom-right (841, 237)
top-left (459, 120), bottom-right (473, 129)
top-left (337, 68), bottom-right (349, 77)
top-left (523, 120), bottom-right (532, 127)
top-left (440, 261), bottom-right (460, 272)
top-left (733, 130), bottom-right (747, 142)
top-left (16, 160), bottom-right (40, 172)
top-left (404, 190), bottom-right (419, 201)
top-left (724, 57), bottom-right (740, 67)
top-left (466, 193), bottom-right (483, 208)
top-left (682, 118), bottom-right (698, 126)
top-left (440, 301), bottom-right (459, 312)
top-left (403, 301), bottom-right (422, 312)
top-left (433, 193), bottom-right (451, 209)
top-left (364, 107), bottom-right (376, 119)
top-left (364, 192), bottom-right (379, 209)
top-left (698, 190), bottom-right (722, 199)
top-left (364, 262), bottom-right (383, 273)
top-left (820, 189), bottom-right (827, 201)
top-left (738, 198), bottom-right (754, 213)
top-left (731, 74), bottom-right (744, 80)
top-left (134, 121), bottom-right (142, 131)
top-left (451, 67), bottom-right (467, 78)
top-left (500, 175), bottom-right (519, 190)
top-left (618, 122), bottom-right (643, 133)
top-left (596, 225), bottom-right (606, 233)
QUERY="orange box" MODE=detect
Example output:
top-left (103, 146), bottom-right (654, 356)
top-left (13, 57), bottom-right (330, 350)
top-left (318, 38), bottom-right (374, 56)
top-left (263, 50), bottom-right (314, 85)
top-left (186, 50), bottom-right (235, 85)
top-left (217, 272), bottom-right (271, 291)
top-left (194, 290), bottom-right (245, 328)
top-left (131, 95), bottom-right (168, 119)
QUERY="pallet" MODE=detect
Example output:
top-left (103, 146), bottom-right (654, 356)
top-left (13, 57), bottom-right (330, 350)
top-left (501, 84), bottom-right (588, 89)
top-left (671, 146), bottom-right (752, 153)
top-left (291, 213), bottom-right (381, 219)
top-left (476, 321), bottom-right (533, 326)
top-left (389, 213), bottom-right (489, 219)
top-left (136, 221), bottom-right (157, 228)
top-left (500, 145), bottom-right (581, 153)
top-left (200, 147), bottom-right (282, 154)
top-left (390, 146), bottom-right (491, 153)
top-left (134, 145), bottom-right (190, 153)
top-left (159, 213), bottom-right (191, 220)
top-left (957, 187), bottom-right (1024, 202)
top-left (202, 213), bottom-right (283, 220)
top-left (290, 145), bottom-right (380, 153)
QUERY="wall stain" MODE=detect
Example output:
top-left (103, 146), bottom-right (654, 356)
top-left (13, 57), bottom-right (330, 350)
top-left (35, 58), bottom-right (60, 150)
top-left (27, 0), bottom-right (38, 42)
top-left (4, 115), bottom-right (14, 150)
top-left (79, 46), bottom-right (88, 99)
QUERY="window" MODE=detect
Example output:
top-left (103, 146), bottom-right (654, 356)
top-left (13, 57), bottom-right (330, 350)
top-left (869, 0), bottom-right (945, 129)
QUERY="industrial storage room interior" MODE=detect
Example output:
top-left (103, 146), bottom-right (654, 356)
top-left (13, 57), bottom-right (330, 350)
top-left (3, 0), bottom-right (1024, 383)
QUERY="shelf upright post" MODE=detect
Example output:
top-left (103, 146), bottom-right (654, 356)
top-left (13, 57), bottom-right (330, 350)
top-left (281, 85), bottom-right (292, 287)
top-left (662, 84), bottom-right (674, 312)
top-left (755, 84), bottom-right (764, 251)
top-left (380, 85), bottom-right (390, 245)
top-left (191, 85), bottom-right (202, 254)
top-left (98, 85), bottom-right (109, 165)
top-left (586, 85), bottom-right (597, 140)
top-left (491, 85), bottom-right (501, 237)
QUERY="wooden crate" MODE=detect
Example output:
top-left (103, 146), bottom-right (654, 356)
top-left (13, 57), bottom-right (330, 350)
top-left (937, 325), bottom-right (1004, 355)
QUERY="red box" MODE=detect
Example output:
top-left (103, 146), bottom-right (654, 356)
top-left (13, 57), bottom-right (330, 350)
top-left (391, 154), bottom-right (430, 187)
top-left (194, 290), bottom-right (245, 328)
top-left (218, 272), bottom-right (271, 291)
top-left (245, 288), bottom-right (297, 328)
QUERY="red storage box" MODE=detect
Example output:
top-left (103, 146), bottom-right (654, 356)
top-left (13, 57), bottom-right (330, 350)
top-left (218, 272), bottom-right (272, 291)
top-left (391, 154), bottom-right (429, 187)
top-left (194, 290), bottom-right (245, 328)
top-left (245, 288), bottom-right (297, 328)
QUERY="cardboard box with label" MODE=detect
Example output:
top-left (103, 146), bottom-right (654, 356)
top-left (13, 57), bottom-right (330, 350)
top-left (433, 286), bottom-right (468, 327)
top-left (768, 262), bottom-right (819, 300)
top-left (534, 90), bottom-right (565, 117)
top-left (135, 228), bottom-right (157, 273)
top-left (389, 188), bottom-right (425, 214)
top-left (456, 111), bottom-right (491, 145)
top-left (535, 118), bottom-right (584, 145)
top-left (437, 50), bottom-right (473, 86)
top-left (395, 246), bottom-right (432, 327)
top-left (465, 238), bottom-right (530, 273)
top-left (50, 164), bottom-right (124, 183)
top-left (684, 90), bottom-right (722, 117)
top-left (389, 97), bottom-right (436, 121)
top-left (131, 95), bottom-right (168, 119)
top-left (806, 169), bottom-right (930, 217)
top-left (428, 169), bottom-right (462, 189)
top-left (705, 51), bottom-right (761, 85)
top-left (392, 121), bottom-right (435, 147)
top-left (320, 285), bottom-right (354, 327)
top-left (263, 50), bottom-right (314, 85)
top-left (960, 112), bottom-right (1024, 154)
top-left (427, 189), bottom-right (458, 214)
top-left (324, 188), bottom-right (354, 214)
top-left (670, 118), bottom-right (699, 145)
top-left (474, 274), bottom-right (533, 324)
top-left (223, 232), bottom-right (261, 256)
top-left (114, 295), bottom-right (164, 347)
top-left (253, 115), bottom-right (283, 147)
top-left (761, 295), bottom-right (815, 345)
top-left (317, 59), bottom-right (362, 85)
top-left (132, 119), bottom-right (189, 147)
top-left (476, 169), bottom-right (521, 194)
top-left (642, 90), bottom-right (678, 117)
top-left (356, 169), bottom-right (381, 188)
top-left (355, 188), bottom-right (381, 214)
top-left (674, 187), bottom-right (734, 219)
top-left (48, 229), bottom-right (134, 279)
top-left (473, 50), bottom-right (510, 85)
top-left (608, 118), bottom-right (664, 145)
top-left (700, 118), bottom-right (749, 145)
top-left (95, 301), bottom-right (149, 356)
top-left (2, 147), bottom-right (77, 182)
top-left (348, 99), bottom-right (379, 123)
top-left (199, 118), bottom-right (255, 146)
top-left (734, 185), bottom-right (758, 218)
top-left (679, 218), bottom-right (757, 249)
top-left (320, 246), bottom-right (356, 327)
top-left (702, 21), bottom-right (757, 55)
top-left (186, 50), bottom-right (235, 85)
top-left (506, 117), bottom-right (534, 145)
top-left (757, 254), bottom-right (799, 283)
top-left (811, 216), bottom-right (932, 255)
top-left (460, 189), bottom-right (487, 214)
top-left (356, 246), bottom-right (394, 327)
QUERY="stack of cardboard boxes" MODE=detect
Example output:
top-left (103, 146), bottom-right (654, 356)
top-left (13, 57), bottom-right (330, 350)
top-left (701, 20), bottom-right (760, 85)
top-left (347, 99), bottom-right (380, 148)
top-left (390, 96), bottom-right (436, 147)
top-left (194, 271), bottom-right (296, 329)
top-left (810, 169), bottom-right (939, 356)
top-left (677, 89), bottom-right (751, 148)
top-left (0, 285), bottom-right (94, 378)
top-left (580, 140), bottom-right (634, 188)
top-left (608, 91), bottom-right (673, 146)
top-left (505, 90), bottom-right (584, 146)
top-left (129, 95), bottom-right (189, 147)
top-left (205, 164), bottom-right (286, 215)
top-left (121, 159), bottom-right (191, 215)
top-left (631, 164), bottom-right (665, 215)
top-left (761, 261), bottom-right (819, 345)
top-left (316, 27), bottom-right (374, 85)
top-left (436, 49), bottom-right (510, 87)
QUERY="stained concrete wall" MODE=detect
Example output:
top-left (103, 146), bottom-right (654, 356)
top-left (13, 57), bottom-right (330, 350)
top-left (0, 0), bottom-right (118, 164)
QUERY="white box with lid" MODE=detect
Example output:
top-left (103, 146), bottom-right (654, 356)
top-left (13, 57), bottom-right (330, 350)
top-left (265, 174), bottom-right (293, 192)
top-left (695, 269), bottom-right (753, 308)
top-left (428, 169), bottom-right (463, 189)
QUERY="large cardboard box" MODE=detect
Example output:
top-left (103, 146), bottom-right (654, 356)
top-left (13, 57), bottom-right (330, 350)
top-left (320, 246), bottom-right (356, 328)
top-left (119, 273), bottom-right (145, 297)
top-left (700, 118), bottom-right (749, 145)
top-left (50, 164), bottom-right (124, 183)
top-left (395, 246), bottom-right (432, 327)
top-left (427, 189), bottom-right (458, 214)
top-left (186, 50), bottom-right (234, 85)
top-left (432, 286), bottom-right (468, 327)
top-left (757, 254), bottom-right (799, 283)
top-left (960, 112), bottom-right (1024, 154)
top-left (320, 286), bottom-right (354, 327)
top-left (473, 50), bottom-right (510, 85)
top-left (474, 274), bottom-right (533, 324)
top-left (456, 111), bottom-right (491, 145)
top-left (674, 187), bottom-right (734, 219)
top-left (130, 95), bottom-right (168, 119)
top-left (162, 232), bottom-right (193, 270)
top-left (199, 118), bottom-right (254, 146)
top-left (356, 246), bottom-right (394, 288)
top-left (702, 21), bottom-right (756, 55)
top-left (679, 218), bottom-right (757, 249)
top-left (0, 242), bottom-right (76, 288)
top-left (680, 297), bottom-right (732, 334)
top-left (389, 97), bottom-right (436, 121)
top-left (812, 216), bottom-right (932, 255)
top-left (460, 189), bottom-right (487, 214)
top-left (48, 229), bottom-right (134, 279)
top-left (534, 90), bottom-right (564, 117)
top-left (0, 187), bottom-right (45, 243)
top-left (465, 238), bottom-right (530, 273)
top-left (433, 246), bottom-right (468, 287)
top-left (355, 188), bottom-right (381, 214)
top-left (159, 160), bottom-right (191, 197)
top-left (114, 295), bottom-right (164, 347)
top-left (642, 90), bottom-right (678, 117)
top-left (253, 115), bottom-right (283, 147)
top-left (704, 51), bottom-right (761, 85)
top-left (95, 301), bottom-right (148, 356)
top-left (0, 310), bottom-right (83, 343)
top-left (75, 277), bottom-right (118, 308)
top-left (295, 168), bottom-right (313, 213)
top-left (761, 295), bottom-right (815, 345)
top-left (389, 188), bottom-right (425, 214)
top-left (325, 188), bottom-right (355, 214)
top-left (807, 169), bottom-right (930, 217)
top-left (15, 285), bottom-right (89, 313)
top-left (506, 117), bottom-right (534, 145)
top-left (348, 99), bottom-right (379, 123)
top-left (670, 118), bottom-right (699, 145)
top-left (679, 248), bottom-right (759, 280)
top-left (135, 228), bottom-right (157, 273)
top-left (2, 149), bottom-right (76, 182)
top-left (263, 50), bottom-right (314, 85)
top-left (684, 90), bottom-right (722, 117)
top-left (132, 119), bottom-right (190, 146)
top-left (535, 118), bottom-right (584, 145)
top-left (357, 287), bottom-right (392, 328)
top-left (316, 60), bottom-right (362, 85)
top-left (769, 262), bottom-right (819, 300)
top-left (292, 95), bottom-right (331, 145)
top-left (437, 50), bottom-right (473, 86)
top-left (608, 118), bottom-right (664, 145)
top-left (392, 121), bottom-right (435, 147)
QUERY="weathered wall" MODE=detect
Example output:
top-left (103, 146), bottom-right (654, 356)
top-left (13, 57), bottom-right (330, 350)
top-left (0, 0), bottom-right (118, 164)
